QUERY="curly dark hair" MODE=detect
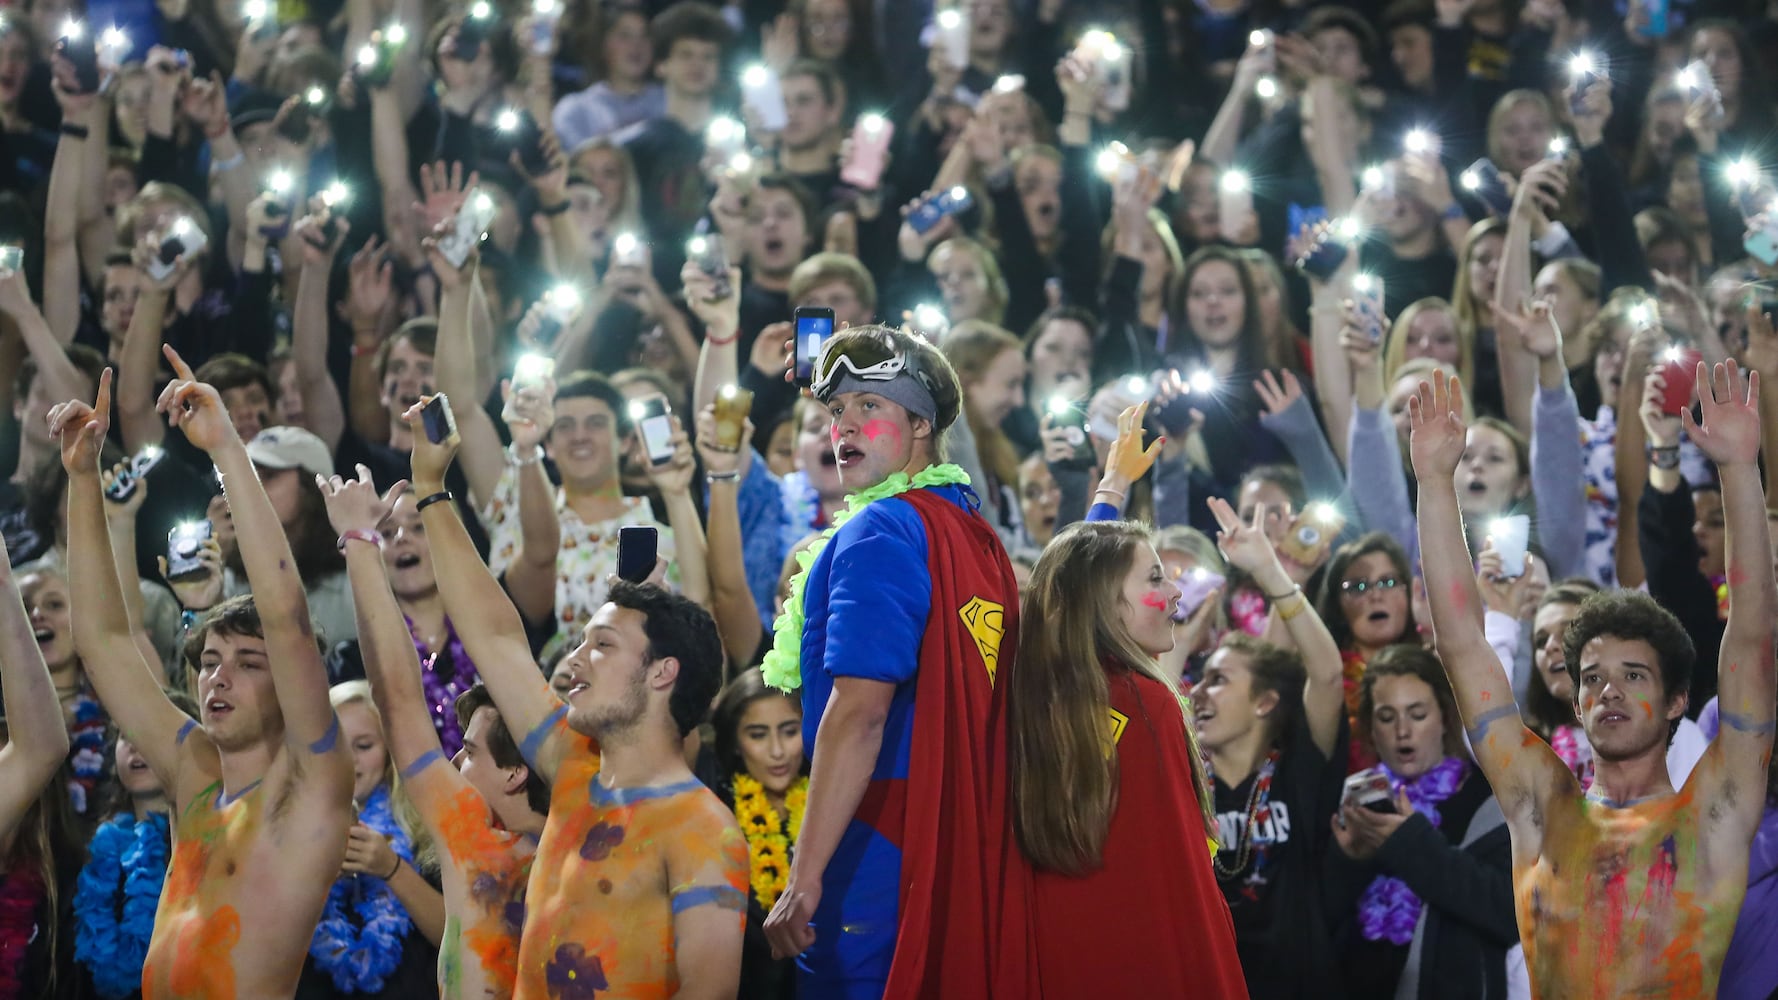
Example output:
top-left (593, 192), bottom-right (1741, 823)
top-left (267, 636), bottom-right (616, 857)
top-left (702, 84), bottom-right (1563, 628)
top-left (1562, 590), bottom-right (1694, 740)
top-left (606, 579), bottom-right (724, 738)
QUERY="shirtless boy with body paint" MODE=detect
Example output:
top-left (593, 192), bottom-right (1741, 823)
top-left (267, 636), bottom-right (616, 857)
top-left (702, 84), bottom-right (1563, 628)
top-left (57, 350), bottom-right (356, 1000)
top-left (1412, 365), bottom-right (1777, 999)
top-left (407, 399), bottom-right (748, 1000)
top-left (321, 466), bottom-right (551, 999)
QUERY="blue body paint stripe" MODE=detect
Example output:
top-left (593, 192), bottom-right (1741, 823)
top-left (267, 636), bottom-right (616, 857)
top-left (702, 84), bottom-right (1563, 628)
top-left (670, 885), bottom-right (746, 914)
top-left (308, 713), bottom-right (341, 754)
top-left (1464, 703), bottom-right (1519, 742)
top-left (519, 706), bottom-right (567, 769)
top-left (176, 719), bottom-right (197, 745)
top-left (1721, 711), bottom-right (1778, 736)
top-left (402, 748), bottom-right (447, 779)
top-left (588, 776), bottom-right (704, 807)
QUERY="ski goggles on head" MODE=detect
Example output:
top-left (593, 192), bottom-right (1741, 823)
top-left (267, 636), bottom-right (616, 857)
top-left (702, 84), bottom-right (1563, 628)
top-left (811, 329), bottom-right (941, 422)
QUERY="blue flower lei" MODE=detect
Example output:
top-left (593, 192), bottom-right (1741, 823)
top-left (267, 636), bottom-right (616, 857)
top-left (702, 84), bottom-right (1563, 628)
top-left (309, 785), bottom-right (414, 993)
top-left (73, 811), bottom-right (170, 999)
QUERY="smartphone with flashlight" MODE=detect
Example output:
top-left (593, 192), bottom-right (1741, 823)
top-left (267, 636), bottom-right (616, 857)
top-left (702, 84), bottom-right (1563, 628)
top-left (1746, 214), bottom-right (1778, 266)
top-left (1460, 158), bottom-right (1513, 217)
top-left (687, 234), bottom-right (732, 300)
top-left (531, 284), bottom-right (582, 347)
top-left (841, 113), bottom-right (894, 190)
top-left (1278, 504), bottom-right (1345, 567)
top-left (907, 185), bottom-right (974, 235)
top-left (1568, 55), bottom-right (1601, 117)
top-left (1295, 221), bottom-right (1352, 282)
top-left (0, 246), bottom-right (23, 274)
top-left (277, 86), bottom-right (331, 145)
top-left (455, 5), bottom-right (492, 60)
top-left (793, 306), bottom-right (835, 387)
top-left (631, 395), bottom-right (677, 466)
top-left (420, 393), bottom-right (458, 444)
top-left (166, 520), bottom-right (214, 582)
top-left (616, 525), bottom-right (658, 584)
top-left (437, 190), bottom-right (495, 268)
top-left (1175, 568), bottom-right (1226, 622)
top-left (495, 106), bottom-right (552, 176)
top-left (57, 22), bottom-right (100, 94)
top-left (1044, 393), bottom-right (1097, 469)
top-left (354, 25), bottom-right (407, 88)
top-left (740, 65), bottom-right (788, 133)
top-left (1659, 347), bottom-right (1703, 416)
top-left (1352, 273), bottom-right (1386, 343)
top-left (933, 8), bottom-right (969, 70)
top-left (529, 0), bottom-right (560, 55)
top-left (148, 220), bottom-right (208, 281)
top-left (503, 355), bottom-right (555, 427)
top-left (1219, 171), bottom-right (1254, 240)
top-left (105, 446), bottom-right (165, 503)
top-left (1489, 514), bottom-right (1531, 578)
top-left (712, 385), bottom-right (755, 451)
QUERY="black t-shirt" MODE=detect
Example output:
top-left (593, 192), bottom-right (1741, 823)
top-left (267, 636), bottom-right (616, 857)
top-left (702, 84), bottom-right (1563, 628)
top-left (1212, 711), bottom-right (1348, 1000)
top-left (1357, 242), bottom-right (1458, 324)
top-left (620, 116), bottom-right (707, 288)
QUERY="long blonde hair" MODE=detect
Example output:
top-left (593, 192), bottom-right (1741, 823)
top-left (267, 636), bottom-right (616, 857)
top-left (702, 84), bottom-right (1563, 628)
top-left (1008, 521), bottom-right (1215, 874)
top-left (329, 681), bottom-right (436, 872)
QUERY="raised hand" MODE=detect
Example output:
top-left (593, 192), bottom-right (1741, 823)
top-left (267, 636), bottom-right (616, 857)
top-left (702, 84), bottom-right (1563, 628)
top-left (1684, 359), bottom-right (1761, 467)
top-left (500, 377), bottom-right (556, 451)
top-left (402, 397), bottom-right (463, 488)
top-left (317, 463), bottom-right (408, 536)
top-left (1207, 495), bottom-right (1283, 578)
top-left (1101, 400), bottom-right (1163, 490)
top-left (1407, 369), bottom-right (1468, 482)
top-left (100, 460), bottom-right (150, 519)
top-left (643, 414), bottom-right (697, 497)
top-left (695, 405), bottom-right (752, 478)
top-left (47, 368), bottom-right (114, 474)
top-left (155, 346), bottom-right (236, 453)
top-left (1253, 369), bottom-right (1305, 418)
top-left (346, 237), bottom-right (395, 333)
top-left (417, 161), bottom-right (477, 234)
top-left (1493, 298), bottom-right (1561, 359)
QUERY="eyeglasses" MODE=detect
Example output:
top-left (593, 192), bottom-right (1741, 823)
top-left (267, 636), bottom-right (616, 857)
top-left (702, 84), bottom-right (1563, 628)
top-left (1340, 575), bottom-right (1401, 598)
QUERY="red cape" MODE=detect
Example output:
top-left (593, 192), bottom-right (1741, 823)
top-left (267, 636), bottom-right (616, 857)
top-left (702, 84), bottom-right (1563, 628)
top-left (852, 488), bottom-right (1038, 999)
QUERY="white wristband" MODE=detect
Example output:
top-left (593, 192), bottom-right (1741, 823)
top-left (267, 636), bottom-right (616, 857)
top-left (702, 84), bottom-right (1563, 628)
top-left (508, 443), bottom-right (543, 467)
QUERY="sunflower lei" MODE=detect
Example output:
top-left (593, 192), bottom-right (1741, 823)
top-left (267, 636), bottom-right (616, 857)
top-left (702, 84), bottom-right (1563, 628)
top-left (733, 773), bottom-right (809, 910)
top-left (762, 464), bottom-right (972, 692)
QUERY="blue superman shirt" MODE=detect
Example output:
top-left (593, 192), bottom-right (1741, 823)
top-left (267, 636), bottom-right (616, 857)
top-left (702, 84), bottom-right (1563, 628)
top-left (795, 485), bottom-right (973, 998)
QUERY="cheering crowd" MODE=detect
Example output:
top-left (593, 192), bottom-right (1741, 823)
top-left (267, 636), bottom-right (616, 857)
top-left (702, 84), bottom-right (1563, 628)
top-left (2, 0), bottom-right (1778, 996)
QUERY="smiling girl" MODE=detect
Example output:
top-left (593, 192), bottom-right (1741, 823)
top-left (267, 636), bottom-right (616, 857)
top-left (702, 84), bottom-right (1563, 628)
top-left (712, 669), bottom-right (807, 1000)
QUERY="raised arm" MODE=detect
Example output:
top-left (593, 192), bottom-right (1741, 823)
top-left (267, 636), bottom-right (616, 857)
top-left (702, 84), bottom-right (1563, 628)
top-left (157, 347), bottom-right (338, 753)
top-left (696, 407), bottom-right (764, 668)
top-left (1494, 159), bottom-right (1567, 436)
top-left (58, 372), bottom-right (195, 785)
top-left (407, 400), bottom-right (566, 779)
top-left (0, 538), bottom-right (72, 843)
top-left (321, 471), bottom-right (458, 782)
top-left (116, 238), bottom-right (190, 454)
top-left (0, 269), bottom-right (88, 406)
top-left (646, 414), bottom-right (711, 610)
top-left (428, 234), bottom-right (505, 509)
top-left (290, 206), bottom-right (350, 451)
top-left (1209, 495), bottom-right (1346, 759)
top-left (42, 77), bottom-right (91, 345)
top-left (1683, 361), bottom-right (1776, 843)
top-left (500, 376), bottom-right (560, 626)
top-left (1409, 371), bottom-right (1571, 833)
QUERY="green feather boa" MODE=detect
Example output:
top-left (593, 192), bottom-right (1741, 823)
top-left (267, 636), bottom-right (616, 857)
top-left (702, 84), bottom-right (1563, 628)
top-left (761, 464), bottom-right (972, 692)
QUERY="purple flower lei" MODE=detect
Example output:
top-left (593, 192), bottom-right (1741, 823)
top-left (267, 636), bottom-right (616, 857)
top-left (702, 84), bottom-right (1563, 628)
top-left (1357, 754), bottom-right (1468, 945)
top-left (408, 615), bottom-right (475, 757)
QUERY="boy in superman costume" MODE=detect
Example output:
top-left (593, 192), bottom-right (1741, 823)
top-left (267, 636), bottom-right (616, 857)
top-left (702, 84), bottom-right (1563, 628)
top-left (760, 325), bottom-right (1037, 999)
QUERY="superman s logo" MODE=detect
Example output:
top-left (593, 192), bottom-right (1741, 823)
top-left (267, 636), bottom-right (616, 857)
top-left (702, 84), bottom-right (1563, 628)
top-left (957, 597), bottom-right (1006, 685)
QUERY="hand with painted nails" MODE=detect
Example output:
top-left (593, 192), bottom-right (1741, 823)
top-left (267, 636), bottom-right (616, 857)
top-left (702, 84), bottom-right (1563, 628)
top-left (48, 368), bottom-right (114, 476)
top-left (317, 463), bottom-right (408, 537)
top-left (1099, 400), bottom-right (1163, 497)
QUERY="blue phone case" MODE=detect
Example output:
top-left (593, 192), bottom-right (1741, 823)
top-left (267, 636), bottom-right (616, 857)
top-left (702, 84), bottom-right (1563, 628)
top-left (1640, 0), bottom-right (1669, 38)
top-left (908, 188), bottom-right (972, 235)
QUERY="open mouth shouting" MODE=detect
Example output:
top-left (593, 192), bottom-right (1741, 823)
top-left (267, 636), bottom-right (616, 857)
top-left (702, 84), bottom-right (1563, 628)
top-left (393, 551), bottom-right (422, 571)
top-left (836, 442), bottom-right (866, 468)
top-left (205, 697), bottom-right (234, 721)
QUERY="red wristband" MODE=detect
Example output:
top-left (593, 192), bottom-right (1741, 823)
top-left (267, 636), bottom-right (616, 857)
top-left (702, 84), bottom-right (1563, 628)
top-left (337, 529), bottom-right (382, 551)
top-left (705, 327), bottom-right (738, 346)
